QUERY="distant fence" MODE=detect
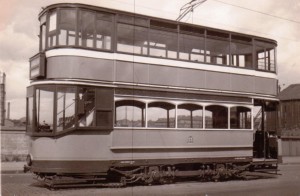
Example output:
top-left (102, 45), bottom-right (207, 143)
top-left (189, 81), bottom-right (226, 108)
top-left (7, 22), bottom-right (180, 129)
top-left (1, 128), bottom-right (29, 162)
top-left (281, 136), bottom-right (300, 156)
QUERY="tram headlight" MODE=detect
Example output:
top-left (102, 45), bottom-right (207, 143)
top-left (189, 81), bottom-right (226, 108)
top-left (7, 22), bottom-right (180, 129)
top-left (26, 154), bottom-right (32, 166)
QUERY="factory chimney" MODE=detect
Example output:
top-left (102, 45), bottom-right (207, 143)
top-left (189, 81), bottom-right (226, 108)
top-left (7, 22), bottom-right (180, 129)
top-left (0, 72), bottom-right (6, 126)
top-left (7, 102), bottom-right (10, 120)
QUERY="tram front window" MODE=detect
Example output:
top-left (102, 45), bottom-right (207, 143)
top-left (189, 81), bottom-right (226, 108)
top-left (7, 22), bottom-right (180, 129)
top-left (36, 87), bottom-right (54, 132)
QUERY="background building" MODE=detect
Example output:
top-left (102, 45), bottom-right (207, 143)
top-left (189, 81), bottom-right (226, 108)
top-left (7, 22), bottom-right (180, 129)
top-left (277, 84), bottom-right (300, 156)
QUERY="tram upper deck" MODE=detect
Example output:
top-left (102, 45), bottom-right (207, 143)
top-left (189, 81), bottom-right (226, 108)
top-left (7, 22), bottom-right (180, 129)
top-left (30, 3), bottom-right (278, 99)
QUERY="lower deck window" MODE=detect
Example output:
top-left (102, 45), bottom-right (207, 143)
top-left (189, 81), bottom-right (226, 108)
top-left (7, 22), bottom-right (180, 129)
top-left (26, 97), bottom-right (33, 128)
top-left (177, 104), bottom-right (203, 128)
top-left (115, 100), bottom-right (146, 127)
top-left (230, 106), bottom-right (252, 129)
top-left (205, 105), bottom-right (228, 129)
top-left (29, 85), bottom-right (253, 134)
top-left (114, 99), bottom-right (252, 130)
top-left (147, 102), bottom-right (175, 128)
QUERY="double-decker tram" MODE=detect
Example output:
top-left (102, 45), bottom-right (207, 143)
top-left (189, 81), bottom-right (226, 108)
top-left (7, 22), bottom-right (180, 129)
top-left (25, 3), bottom-right (279, 188)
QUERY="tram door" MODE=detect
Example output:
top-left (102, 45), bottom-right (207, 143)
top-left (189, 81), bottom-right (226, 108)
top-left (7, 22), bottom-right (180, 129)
top-left (253, 100), bottom-right (278, 159)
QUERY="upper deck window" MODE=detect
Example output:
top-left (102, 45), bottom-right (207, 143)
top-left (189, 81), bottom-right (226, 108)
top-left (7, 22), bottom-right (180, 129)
top-left (58, 9), bottom-right (77, 46)
top-left (149, 20), bottom-right (178, 59)
top-left (230, 35), bottom-right (253, 68)
top-left (79, 10), bottom-right (95, 48)
top-left (118, 14), bottom-right (148, 27)
top-left (206, 30), bottom-right (230, 65)
top-left (255, 40), bottom-right (276, 72)
top-left (179, 26), bottom-right (205, 62)
top-left (117, 24), bottom-right (148, 55)
top-left (40, 14), bottom-right (47, 51)
top-left (96, 12), bottom-right (113, 50)
top-left (40, 6), bottom-right (276, 73)
top-left (47, 11), bottom-right (57, 47)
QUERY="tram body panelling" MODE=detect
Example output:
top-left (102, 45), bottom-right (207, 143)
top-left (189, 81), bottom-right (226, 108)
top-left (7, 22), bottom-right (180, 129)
top-left (25, 3), bottom-right (279, 185)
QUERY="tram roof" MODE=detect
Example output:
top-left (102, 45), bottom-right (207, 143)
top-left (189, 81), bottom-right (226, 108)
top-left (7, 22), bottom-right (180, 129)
top-left (39, 3), bottom-right (277, 45)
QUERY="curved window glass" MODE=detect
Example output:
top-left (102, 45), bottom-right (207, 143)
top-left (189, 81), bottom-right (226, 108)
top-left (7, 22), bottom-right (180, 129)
top-left (115, 100), bottom-right (146, 127)
top-left (36, 87), bottom-right (54, 132)
top-left (177, 104), bottom-right (203, 128)
top-left (230, 106), bottom-right (252, 129)
top-left (47, 11), bottom-right (57, 47)
top-left (56, 87), bottom-right (76, 131)
top-left (79, 10), bottom-right (95, 48)
top-left (147, 102), bottom-right (175, 128)
top-left (205, 105), bottom-right (228, 129)
top-left (27, 97), bottom-right (33, 127)
top-left (255, 40), bottom-right (276, 72)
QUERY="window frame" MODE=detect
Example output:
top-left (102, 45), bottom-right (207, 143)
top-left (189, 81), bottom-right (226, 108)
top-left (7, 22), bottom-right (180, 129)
top-left (34, 85), bottom-right (56, 136)
top-left (204, 104), bottom-right (229, 129)
top-left (229, 106), bottom-right (252, 129)
top-left (177, 103), bottom-right (204, 129)
top-left (46, 9), bottom-right (58, 48)
top-left (114, 99), bottom-right (146, 128)
top-left (147, 101), bottom-right (176, 128)
top-left (114, 97), bottom-right (252, 131)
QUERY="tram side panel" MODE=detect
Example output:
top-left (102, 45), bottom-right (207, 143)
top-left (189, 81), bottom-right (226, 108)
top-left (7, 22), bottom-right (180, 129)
top-left (46, 54), bottom-right (278, 97)
top-left (29, 128), bottom-right (253, 174)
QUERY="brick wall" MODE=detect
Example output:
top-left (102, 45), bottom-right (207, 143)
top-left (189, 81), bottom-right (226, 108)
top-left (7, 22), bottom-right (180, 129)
top-left (1, 129), bottom-right (29, 162)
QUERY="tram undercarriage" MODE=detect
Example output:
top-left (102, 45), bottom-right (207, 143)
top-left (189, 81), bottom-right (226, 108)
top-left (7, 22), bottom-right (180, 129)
top-left (27, 160), bottom-right (278, 189)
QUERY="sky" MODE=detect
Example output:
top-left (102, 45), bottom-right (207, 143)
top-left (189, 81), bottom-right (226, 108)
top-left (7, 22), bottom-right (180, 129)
top-left (0, 0), bottom-right (299, 119)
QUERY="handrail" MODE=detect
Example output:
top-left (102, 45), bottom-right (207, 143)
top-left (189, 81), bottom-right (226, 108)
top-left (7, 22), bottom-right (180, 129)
top-left (254, 108), bottom-right (262, 130)
top-left (57, 101), bottom-right (76, 116)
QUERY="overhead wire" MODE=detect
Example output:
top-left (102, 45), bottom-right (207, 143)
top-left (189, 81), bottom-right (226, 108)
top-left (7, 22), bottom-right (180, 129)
top-left (211, 0), bottom-right (300, 25)
top-left (107, 0), bottom-right (299, 42)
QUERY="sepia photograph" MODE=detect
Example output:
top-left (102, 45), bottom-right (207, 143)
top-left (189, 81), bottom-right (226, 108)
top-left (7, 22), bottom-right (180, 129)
top-left (1, 0), bottom-right (300, 195)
